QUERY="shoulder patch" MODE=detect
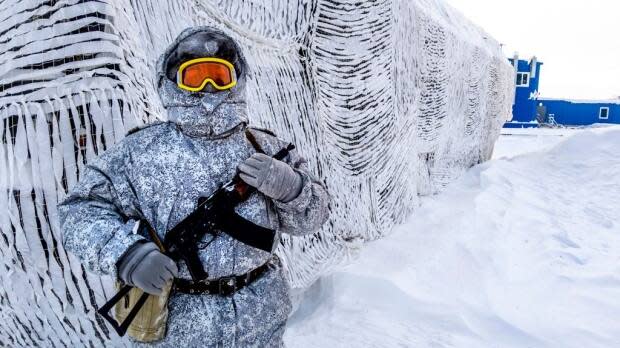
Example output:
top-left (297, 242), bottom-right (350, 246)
top-left (127, 121), bottom-right (166, 136)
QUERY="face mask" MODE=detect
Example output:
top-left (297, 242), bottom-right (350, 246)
top-left (156, 28), bottom-right (249, 138)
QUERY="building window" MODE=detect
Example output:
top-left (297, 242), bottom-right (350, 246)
top-left (516, 72), bottom-right (530, 87)
top-left (599, 107), bottom-right (610, 120)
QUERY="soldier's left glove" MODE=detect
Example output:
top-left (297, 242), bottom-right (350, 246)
top-left (117, 241), bottom-right (178, 296)
top-left (238, 153), bottom-right (303, 203)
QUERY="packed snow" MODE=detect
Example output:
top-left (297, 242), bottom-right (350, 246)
top-left (284, 126), bottom-right (620, 348)
top-left (492, 128), bottom-right (584, 158)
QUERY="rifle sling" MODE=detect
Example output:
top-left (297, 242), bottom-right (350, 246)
top-left (217, 210), bottom-right (277, 253)
top-left (176, 139), bottom-right (294, 278)
top-left (208, 128), bottom-right (290, 252)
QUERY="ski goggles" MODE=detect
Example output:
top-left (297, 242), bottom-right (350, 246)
top-left (176, 57), bottom-right (237, 92)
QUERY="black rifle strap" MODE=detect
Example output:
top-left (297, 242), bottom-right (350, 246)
top-left (244, 128), bottom-right (265, 154)
top-left (144, 220), bottom-right (165, 252)
top-left (217, 209), bottom-right (277, 252)
top-left (245, 127), bottom-right (295, 163)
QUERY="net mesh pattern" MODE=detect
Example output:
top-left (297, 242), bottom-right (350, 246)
top-left (0, 0), bottom-right (514, 346)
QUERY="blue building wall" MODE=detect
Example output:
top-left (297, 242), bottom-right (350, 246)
top-left (506, 55), bottom-right (620, 127)
top-left (538, 99), bottom-right (620, 126)
top-left (508, 58), bottom-right (543, 125)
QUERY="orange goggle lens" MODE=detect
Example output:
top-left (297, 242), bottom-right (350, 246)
top-left (177, 58), bottom-right (237, 92)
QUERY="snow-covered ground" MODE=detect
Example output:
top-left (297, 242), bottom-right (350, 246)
top-left (492, 125), bottom-right (613, 159)
top-left (285, 126), bottom-right (620, 348)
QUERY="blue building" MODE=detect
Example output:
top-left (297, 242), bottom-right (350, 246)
top-left (538, 98), bottom-right (619, 126)
top-left (505, 56), bottom-right (543, 128)
top-left (504, 55), bottom-right (620, 128)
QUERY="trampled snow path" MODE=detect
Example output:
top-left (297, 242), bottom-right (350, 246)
top-left (284, 126), bottom-right (620, 348)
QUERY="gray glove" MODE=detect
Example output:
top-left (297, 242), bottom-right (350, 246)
top-left (238, 153), bottom-right (303, 203)
top-left (117, 241), bottom-right (178, 296)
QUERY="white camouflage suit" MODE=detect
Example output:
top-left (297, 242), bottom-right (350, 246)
top-left (59, 27), bottom-right (330, 347)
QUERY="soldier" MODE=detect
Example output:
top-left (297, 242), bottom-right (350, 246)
top-left (59, 26), bottom-right (330, 347)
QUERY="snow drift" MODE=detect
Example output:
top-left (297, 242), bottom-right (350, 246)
top-left (0, 0), bottom-right (513, 346)
top-left (285, 127), bottom-right (620, 347)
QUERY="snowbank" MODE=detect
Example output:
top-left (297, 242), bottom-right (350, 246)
top-left (285, 127), bottom-right (620, 347)
top-left (492, 129), bottom-right (575, 159)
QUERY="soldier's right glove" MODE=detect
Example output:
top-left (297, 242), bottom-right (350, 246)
top-left (117, 241), bottom-right (178, 296)
top-left (238, 153), bottom-right (303, 203)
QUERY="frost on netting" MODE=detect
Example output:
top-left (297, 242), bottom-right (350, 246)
top-left (0, 0), bottom-right (514, 346)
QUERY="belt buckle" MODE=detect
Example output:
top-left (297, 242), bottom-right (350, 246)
top-left (199, 279), bottom-right (211, 295)
top-left (219, 276), bottom-right (237, 296)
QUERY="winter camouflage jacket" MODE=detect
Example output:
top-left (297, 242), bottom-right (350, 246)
top-left (59, 26), bottom-right (330, 347)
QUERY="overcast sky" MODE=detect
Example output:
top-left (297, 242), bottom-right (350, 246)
top-left (444, 0), bottom-right (620, 100)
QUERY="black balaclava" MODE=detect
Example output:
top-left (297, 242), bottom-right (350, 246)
top-left (157, 27), bottom-right (249, 138)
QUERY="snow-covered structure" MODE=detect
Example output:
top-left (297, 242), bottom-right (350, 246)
top-left (0, 0), bottom-right (514, 346)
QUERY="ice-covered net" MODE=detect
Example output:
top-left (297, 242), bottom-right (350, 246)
top-left (0, 0), bottom-right (514, 346)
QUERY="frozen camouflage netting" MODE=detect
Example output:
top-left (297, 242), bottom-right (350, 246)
top-left (0, 0), bottom-right (514, 346)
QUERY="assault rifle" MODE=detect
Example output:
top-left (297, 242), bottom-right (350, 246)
top-left (98, 143), bottom-right (295, 336)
